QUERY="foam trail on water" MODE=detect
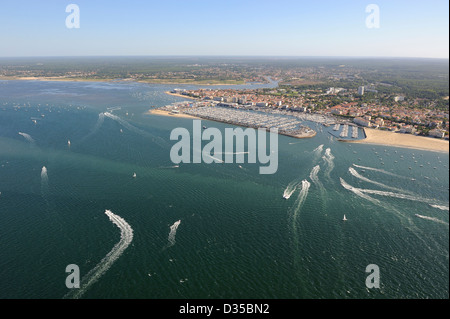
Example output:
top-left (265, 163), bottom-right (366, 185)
top-left (313, 144), bottom-right (324, 156)
top-left (18, 132), bottom-right (35, 144)
top-left (41, 166), bottom-right (49, 196)
top-left (79, 112), bottom-right (105, 143)
top-left (289, 180), bottom-right (311, 221)
top-left (204, 154), bottom-right (224, 163)
top-left (322, 148), bottom-right (335, 177)
top-left (349, 167), bottom-right (409, 193)
top-left (352, 164), bottom-right (408, 179)
top-left (64, 210), bottom-right (133, 299)
top-left (104, 112), bottom-right (147, 136)
top-left (341, 179), bottom-right (448, 209)
top-left (430, 204), bottom-right (449, 211)
top-left (166, 220), bottom-right (181, 248)
top-left (309, 165), bottom-right (321, 187)
top-left (340, 178), bottom-right (380, 204)
top-left (103, 112), bottom-right (168, 148)
top-left (283, 180), bottom-right (300, 199)
top-left (415, 214), bottom-right (449, 226)
top-left (358, 188), bottom-right (445, 207)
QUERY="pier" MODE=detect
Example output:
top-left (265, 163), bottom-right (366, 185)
top-left (340, 124), bottom-right (349, 138)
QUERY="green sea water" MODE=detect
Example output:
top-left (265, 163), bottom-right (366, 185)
top-left (0, 80), bottom-right (448, 299)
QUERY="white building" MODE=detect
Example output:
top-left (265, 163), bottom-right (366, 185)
top-left (354, 117), bottom-right (371, 127)
top-left (358, 86), bottom-right (365, 96)
top-left (428, 129), bottom-right (445, 138)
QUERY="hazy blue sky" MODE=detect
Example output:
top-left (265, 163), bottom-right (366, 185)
top-left (0, 0), bottom-right (448, 58)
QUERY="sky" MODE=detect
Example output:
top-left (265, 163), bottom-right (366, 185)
top-left (0, 0), bottom-right (448, 58)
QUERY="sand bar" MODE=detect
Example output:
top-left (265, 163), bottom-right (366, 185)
top-left (147, 109), bottom-right (200, 119)
top-left (165, 91), bottom-right (196, 99)
top-left (346, 128), bottom-right (449, 153)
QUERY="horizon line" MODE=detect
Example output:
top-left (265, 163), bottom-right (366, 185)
top-left (0, 55), bottom-right (448, 60)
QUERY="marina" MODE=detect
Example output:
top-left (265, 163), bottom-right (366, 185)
top-left (340, 124), bottom-right (349, 138)
top-left (160, 103), bottom-right (317, 138)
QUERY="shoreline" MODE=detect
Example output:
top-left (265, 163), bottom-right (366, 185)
top-left (165, 91), bottom-right (197, 100)
top-left (0, 76), bottom-right (249, 86)
top-left (345, 128), bottom-right (449, 153)
top-left (149, 107), bottom-right (316, 139)
top-left (0, 76), bottom-right (118, 83)
top-left (147, 109), bottom-right (201, 119)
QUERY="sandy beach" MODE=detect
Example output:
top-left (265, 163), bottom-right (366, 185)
top-left (347, 128), bottom-right (449, 153)
top-left (165, 91), bottom-right (196, 100)
top-left (147, 108), bottom-right (200, 119)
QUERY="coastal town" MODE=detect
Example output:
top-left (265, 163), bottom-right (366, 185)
top-left (162, 84), bottom-right (449, 141)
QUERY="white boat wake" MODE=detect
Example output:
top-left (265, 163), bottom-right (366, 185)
top-left (166, 220), bottom-right (181, 249)
top-left (430, 204), bottom-right (449, 211)
top-left (309, 165), bottom-right (321, 187)
top-left (289, 180), bottom-right (311, 221)
top-left (313, 144), bottom-right (324, 158)
top-left (322, 148), bottom-right (335, 177)
top-left (283, 180), bottom-right (300, 199)
top-left (18, 132), bottom-right (35, 144)
top-left (358, 188), bottom-right (445, 207)
top-left (103, 112), bottom-right (168, 148)
top-left (64, 210), bottom-right (134, 299)
top-left (341, 178), bottom-right (448, 209)
top-left (415, 214), bottom-right (449, 226)
top-left (340, 178), bottom-right (380, 204)
top-left (41, 166), bottom-right (49, 196)
top-left (341, 179), bottom-right (447, 254)
top-left (352, 164), bottom-right (408, 179)
top-left (348, 167), bottom-right (409, 193)
top-left (79, 112), bottom-right (105, 143)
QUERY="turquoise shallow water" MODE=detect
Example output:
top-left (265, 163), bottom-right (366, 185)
top-left (0, 80), bottom-right (448, 299)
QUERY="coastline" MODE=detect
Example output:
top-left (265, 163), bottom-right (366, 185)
top-left (147, 107), bottom-right (316, 139)
top-left (147, 109), bottom-right (201, 119)
top-left (0, 76), bottom-right (117, 83)
top-left (0, 76), bottom-right (247, 86)
top-left (165, 91), bottom-right (196, 100)
top-left (345, 128), bottom-right (449, 153)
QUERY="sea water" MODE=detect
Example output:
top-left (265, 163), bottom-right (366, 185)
top-left (0, 80), bottom-right (448, 298)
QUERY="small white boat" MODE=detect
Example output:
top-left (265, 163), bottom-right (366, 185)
top-left (343, 215), bottom-right (347, 221)
top-left (67, 140), bottom-right (71, 146)
top-left (133, 173), bottom-right (137, 178)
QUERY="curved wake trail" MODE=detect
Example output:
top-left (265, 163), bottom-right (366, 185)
top-left (18, 132), bottom-right (35, 144)
top-left (312, 144), bottom-right (324, 159)
top-left (342, 177), bottom-right (447, 208)
top-left (322, 148), bottom-right (335, 178)
top-left (340, 178), bottom-right (380, 204)
top-left (348, 167), bottom-right (411, 193)
top-left (165, 220), bottom-right (181, 249)
top-left (104, 112), bottom-right (148, 137)
top-left (358, 188), bottom-right (447, 207)
top-left (289, 180), bottom-right (311, 225)
top-left (80, 112), bottom-right (105, 143)
top-left (283, 180), bottom-right (299, 199)
top-left (340, 178), bottom-right (447, 257)
top-left (64, 210), bottom-right (133, 299)
top-left (309, 165), bottom-right (321, 187)
top-left (415, 214), bottom-right (449, 226)
top-left (103, 112), bottom-right (168, 148)
top-left (352, 164), bottom-right (408, 179)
